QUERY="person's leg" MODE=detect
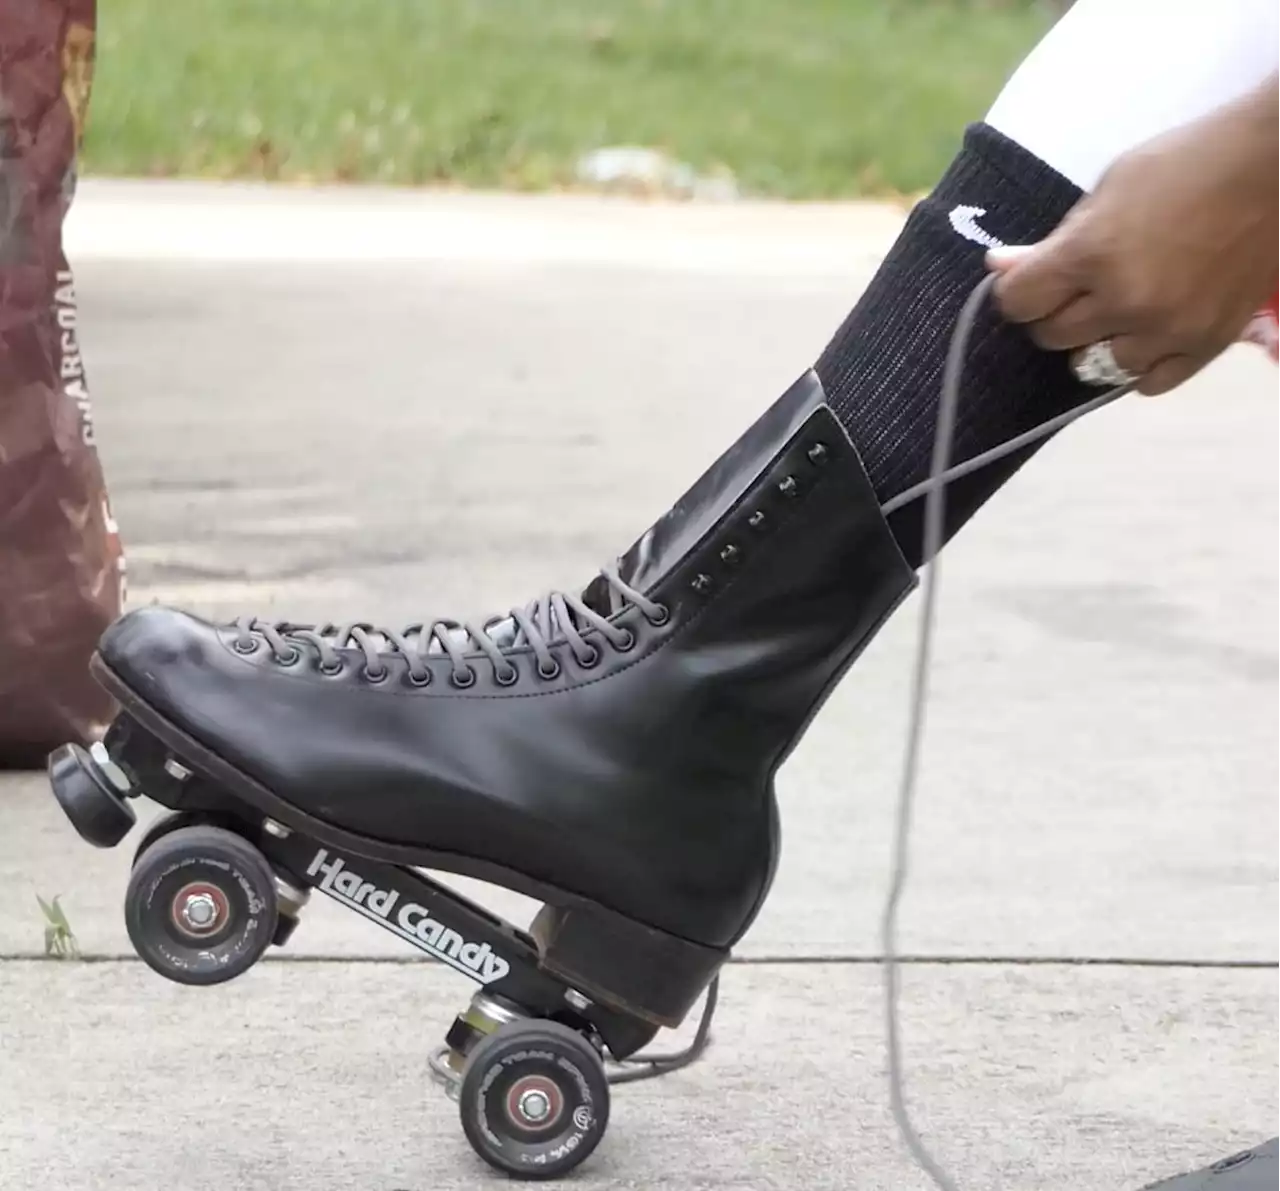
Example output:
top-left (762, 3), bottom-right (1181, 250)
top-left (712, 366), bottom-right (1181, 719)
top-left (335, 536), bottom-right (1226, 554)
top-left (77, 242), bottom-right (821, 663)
top-left (61, 0), bottom-right (1277, 1043)
top-left (816, 0), bottom-right (1280, 566)
top-left (987, 0), bottom-right (1280, 193)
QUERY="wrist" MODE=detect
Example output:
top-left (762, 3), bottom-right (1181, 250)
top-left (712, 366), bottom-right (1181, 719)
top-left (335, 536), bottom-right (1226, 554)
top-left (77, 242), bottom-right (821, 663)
top-left (1223, 74), bottom-right (1278, 201)
top-left (1213, 74), bottom-right (1280, 276)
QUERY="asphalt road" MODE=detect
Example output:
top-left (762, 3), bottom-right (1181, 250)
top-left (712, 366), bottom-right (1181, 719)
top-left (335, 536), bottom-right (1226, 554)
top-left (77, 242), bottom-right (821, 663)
top-left (1, 181), bottom-right (1275, 1191)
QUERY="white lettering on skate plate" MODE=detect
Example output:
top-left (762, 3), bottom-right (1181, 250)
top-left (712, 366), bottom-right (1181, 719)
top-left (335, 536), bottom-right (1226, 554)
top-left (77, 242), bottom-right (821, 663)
top-left (305, 848), bottom-right (511, 984)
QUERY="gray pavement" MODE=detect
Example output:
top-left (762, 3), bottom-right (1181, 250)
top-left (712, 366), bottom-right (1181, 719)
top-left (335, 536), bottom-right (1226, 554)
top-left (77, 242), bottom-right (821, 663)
top-left (1, 183), bottom-right (1276, 1190)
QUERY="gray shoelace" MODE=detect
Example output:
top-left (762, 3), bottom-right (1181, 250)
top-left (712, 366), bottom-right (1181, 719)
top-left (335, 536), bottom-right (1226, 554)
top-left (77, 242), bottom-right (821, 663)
top-left (881, 272), bottom-right (1130, 1189)
top-left (232, 564), bottom-right (668, 686)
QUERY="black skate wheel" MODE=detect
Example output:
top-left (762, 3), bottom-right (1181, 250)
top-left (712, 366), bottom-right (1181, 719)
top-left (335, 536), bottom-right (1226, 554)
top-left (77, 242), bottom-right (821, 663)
top-left (131, 810), bottom-right (242, 869)
top-left (125, 825), bottom-right (278, 986)
top-left (458, 1018), bottom-right (610, 1180)
top-left (47, 743), bottom-right (137, 849)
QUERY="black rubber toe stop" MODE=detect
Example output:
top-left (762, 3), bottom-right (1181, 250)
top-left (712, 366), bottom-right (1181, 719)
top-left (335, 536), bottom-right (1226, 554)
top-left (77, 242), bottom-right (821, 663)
top-left (48, 743), bottom-right (136, 849)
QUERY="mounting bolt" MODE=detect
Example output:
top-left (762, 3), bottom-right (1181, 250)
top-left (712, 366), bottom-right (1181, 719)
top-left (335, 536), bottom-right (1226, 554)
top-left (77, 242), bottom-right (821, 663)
top-left (719, 544), bottom-right (741, 565)
top-left (164, 758), bottom-right (191, 782)
top-left (747, 510), bottom-right (767, 529)
top-left (778, 475), bottom-right (799, 498)
top-left (807, 442), bottom-right (829, 465)
top-left (690, 573), bottom-right (714, 594)
top-left (89, 742), bottom-right (132, 794)
top-left (263, 818), bottom-right (291, 839)
top-left (563, 988), bottom-right (592, 1012)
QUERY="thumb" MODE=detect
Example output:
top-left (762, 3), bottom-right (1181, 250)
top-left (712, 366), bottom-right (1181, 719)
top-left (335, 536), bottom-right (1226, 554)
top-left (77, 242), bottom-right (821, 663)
top-left (987, 228), bottom-right (1085, 324)
top-left (984, 244), bottom-right (1038, 273)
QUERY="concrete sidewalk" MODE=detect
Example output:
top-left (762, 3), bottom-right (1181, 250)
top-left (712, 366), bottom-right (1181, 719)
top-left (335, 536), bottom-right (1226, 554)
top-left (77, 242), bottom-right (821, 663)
top-left (2, 183), bottom-right (1275, 1190)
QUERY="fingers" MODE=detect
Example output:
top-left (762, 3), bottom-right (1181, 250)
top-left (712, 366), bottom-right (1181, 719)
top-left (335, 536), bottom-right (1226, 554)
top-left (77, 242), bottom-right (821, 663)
top-left (1066, 340), bottom-right (1208, 396)
top-left (1024, 293), bottom-right (1108, 351)
top-left (987, 232), bottom-right (1087, 324)
top-left (1106, 333), bottom-right (1163, 378)
top-left (1066, 335), bottom-right (1178, 392)
top-left (1133, 353), bottom-right (1211, 396)
top-left (983, 245), bottom-right (1034, 273)
top-left (981, 218), bottom-right (1230, 399)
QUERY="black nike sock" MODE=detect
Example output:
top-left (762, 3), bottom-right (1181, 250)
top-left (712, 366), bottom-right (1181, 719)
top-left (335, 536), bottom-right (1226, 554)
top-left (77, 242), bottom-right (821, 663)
top-left (815, 123), bottom-right (1094, 568)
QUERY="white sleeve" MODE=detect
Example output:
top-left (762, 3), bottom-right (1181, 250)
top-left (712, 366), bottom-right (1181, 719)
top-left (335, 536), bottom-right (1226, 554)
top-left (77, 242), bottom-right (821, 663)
top-left (986, 0), bottom-right (1279, 192)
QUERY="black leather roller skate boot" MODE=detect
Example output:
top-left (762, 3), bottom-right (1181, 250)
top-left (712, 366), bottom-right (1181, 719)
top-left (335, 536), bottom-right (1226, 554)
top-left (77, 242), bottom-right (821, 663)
top-left (56, 368), bottom-right (915, 1041)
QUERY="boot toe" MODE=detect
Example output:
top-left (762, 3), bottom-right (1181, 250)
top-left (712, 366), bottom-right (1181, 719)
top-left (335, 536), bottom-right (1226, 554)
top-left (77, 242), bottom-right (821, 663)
top-left (98, 605), bottom-right (221, 714)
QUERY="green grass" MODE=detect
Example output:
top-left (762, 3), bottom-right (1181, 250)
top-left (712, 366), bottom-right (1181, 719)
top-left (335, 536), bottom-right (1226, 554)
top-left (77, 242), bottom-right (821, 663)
top-left (82, 0), bottom-right (1057, 198)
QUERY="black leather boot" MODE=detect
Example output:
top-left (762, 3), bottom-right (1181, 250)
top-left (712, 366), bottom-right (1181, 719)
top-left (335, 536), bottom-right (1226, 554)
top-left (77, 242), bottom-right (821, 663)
top-left (86, 370), bottom-right (916, 1022)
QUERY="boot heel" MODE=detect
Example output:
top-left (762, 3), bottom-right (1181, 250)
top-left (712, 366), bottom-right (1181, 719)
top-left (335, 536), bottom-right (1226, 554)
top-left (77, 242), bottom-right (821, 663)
top-left (530, 902), bottom-right (727, 1029)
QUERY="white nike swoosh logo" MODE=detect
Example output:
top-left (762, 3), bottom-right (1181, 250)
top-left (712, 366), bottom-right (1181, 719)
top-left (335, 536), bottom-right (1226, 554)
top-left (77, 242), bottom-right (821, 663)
top-left (949, 205), bottom-right (1006, 250)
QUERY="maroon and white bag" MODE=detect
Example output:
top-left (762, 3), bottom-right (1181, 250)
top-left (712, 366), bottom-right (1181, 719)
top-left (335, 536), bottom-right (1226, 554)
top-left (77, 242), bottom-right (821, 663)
top-left (0, 0), bottom-right (123, 768)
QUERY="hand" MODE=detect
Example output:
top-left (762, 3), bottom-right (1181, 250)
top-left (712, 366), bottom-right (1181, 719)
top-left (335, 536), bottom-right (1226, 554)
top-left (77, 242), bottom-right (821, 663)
top-left (986, 75), bottom-right (1278, 395)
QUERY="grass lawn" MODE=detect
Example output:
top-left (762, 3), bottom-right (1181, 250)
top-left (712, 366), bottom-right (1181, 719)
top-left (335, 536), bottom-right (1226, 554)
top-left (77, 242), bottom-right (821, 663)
top-left (82, 0), bottom-right (1058, 198)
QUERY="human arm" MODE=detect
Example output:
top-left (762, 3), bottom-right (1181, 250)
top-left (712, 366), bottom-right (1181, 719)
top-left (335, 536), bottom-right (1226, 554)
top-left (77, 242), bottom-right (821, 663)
top-left (987, 72), bottom-right (1279, 394)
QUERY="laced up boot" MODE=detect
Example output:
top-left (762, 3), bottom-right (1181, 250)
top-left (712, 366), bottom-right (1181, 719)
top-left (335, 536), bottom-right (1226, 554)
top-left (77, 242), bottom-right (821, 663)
top-left (88, 369), bottom-right (917, 1024)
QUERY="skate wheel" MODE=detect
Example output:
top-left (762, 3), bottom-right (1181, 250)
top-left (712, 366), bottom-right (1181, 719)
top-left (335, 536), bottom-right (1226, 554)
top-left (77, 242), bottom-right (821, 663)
top-left (131, 810), bottom-right (243, 869)
top-left (47, 743), bottom-right (136, 849)
top-left (458, 1019), bottom-right (610, 1180)
top-left (125, 825), bottom-right (278, 986)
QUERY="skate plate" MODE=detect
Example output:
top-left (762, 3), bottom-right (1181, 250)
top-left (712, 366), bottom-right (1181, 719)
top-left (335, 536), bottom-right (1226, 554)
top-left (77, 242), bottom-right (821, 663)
top-left (89, 649), bottom-right (727, 1031)
top-left (43, 709), bottom-right (716, 1180)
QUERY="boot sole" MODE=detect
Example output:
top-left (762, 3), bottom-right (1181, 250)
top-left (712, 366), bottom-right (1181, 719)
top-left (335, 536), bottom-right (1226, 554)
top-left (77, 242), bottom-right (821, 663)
top-left (83, 651), bottom-right (727, 1029)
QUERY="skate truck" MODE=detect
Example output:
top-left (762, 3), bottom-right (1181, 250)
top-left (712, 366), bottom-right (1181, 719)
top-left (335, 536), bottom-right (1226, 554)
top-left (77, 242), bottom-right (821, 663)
top-left (44, 372), bottom-right (921, 1180)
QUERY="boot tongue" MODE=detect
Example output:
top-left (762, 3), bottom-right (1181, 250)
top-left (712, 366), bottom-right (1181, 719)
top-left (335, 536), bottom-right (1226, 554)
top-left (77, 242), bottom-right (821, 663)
top-left (580, 570), bottom-right (624, 617)
top-left (421, 574), bottom-right (613, 657)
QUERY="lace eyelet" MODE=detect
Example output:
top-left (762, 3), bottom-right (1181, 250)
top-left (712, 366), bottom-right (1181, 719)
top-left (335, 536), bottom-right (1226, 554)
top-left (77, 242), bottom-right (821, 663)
top-left (614, 630), bottom-right (636, 653)
top-left (451, 668), bottom-right (477, 689)
top-left (537, 659), bottom-right (562, 681)
top-left (406, 669), bottom-right (432, 688)
top-left (646, 604), bottom-right (670, 627)
top-left (577, 646), bottom-right (601, 668)
top-left (495, 665), bottom-right (519, 686)
top-left (275, 647), bottom-right (302, 667)
top-left (363, 666), bottom-right (389, 684)
top-left (233, 637), bottom-right (259, 656)
top-left (319, 659), bottom-right (344, 677)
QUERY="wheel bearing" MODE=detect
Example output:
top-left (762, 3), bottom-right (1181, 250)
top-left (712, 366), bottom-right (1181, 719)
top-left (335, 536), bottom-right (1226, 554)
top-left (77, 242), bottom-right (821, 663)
top-left (170, 882), bottom-right (231, 939)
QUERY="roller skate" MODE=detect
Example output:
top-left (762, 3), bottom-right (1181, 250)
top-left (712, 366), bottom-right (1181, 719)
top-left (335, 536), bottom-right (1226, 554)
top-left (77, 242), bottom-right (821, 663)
top-left (46, 370), bottom-right (916, 1179)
